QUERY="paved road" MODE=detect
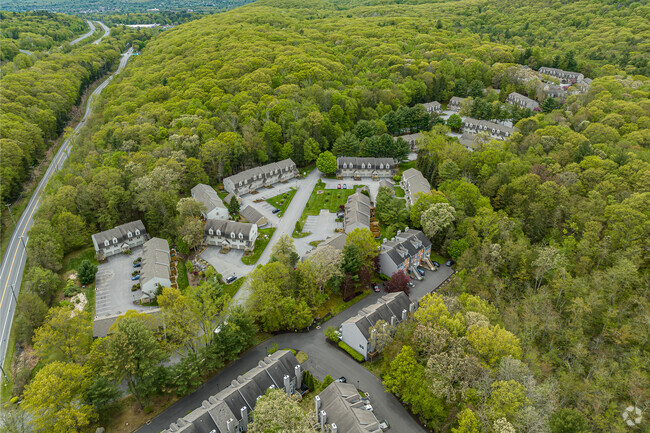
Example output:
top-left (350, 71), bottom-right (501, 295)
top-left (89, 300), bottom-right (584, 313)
top-left (18, 49), bottom-right (32, 56)
top-left (92, 21), bottom-right (111, 45)
top-left (0, 47), bottom-right (134, 384)
top-left (70, 20), bottom-right (96, 45)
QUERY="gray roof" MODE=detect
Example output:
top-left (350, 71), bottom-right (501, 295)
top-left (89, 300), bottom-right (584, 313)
top-left (462, 117), bottom-right (516, 135)
top-left (342, 292), bottom-right (411, 340)
top-left (448, 96), bottom-right (465, 106)
top-left (318, 382), bottom-right (382, 433)
top-left (224, 159), bottom-right (296, 186)
top-left (539, 66), bottom-right (583, 79)
top-left (239, 205), bottom-right (266, 225)
top-left (93, 308), bottom-right (161, 338)
top-left (380, 228), bottom-right (431, 267)
top-left (506, 92), bottom-right (539, 110)
top-left (205, 219), bottom-right (256, 241)
top-left (402, 168), bottom-right (430, 198)
top-left (140, 237), bottom-right (171, 288)
top-left (191, 183), bottom-right (226, 214)
top-left (394, 132), bottom-right (424, 145)
top-left (92, 220), bottom-right (146, 247)
top-left (422, 101), bottom-right (441, 111)
top-left (160, 350), bottom-right (299, 433)
top-left (304, 233), bottom-right (347, 260)
top-left (378, 179), bottom-right (394, 191)
top-left (345, 191), bottom-right (371, 229)
top-left (337, 157), bottom-right (394, 170)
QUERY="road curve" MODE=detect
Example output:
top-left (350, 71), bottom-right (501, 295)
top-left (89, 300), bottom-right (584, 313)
top-left (70, 20), bottom-right (96, 45)
top-left (0, 47), bottom-right (134, 384)
top-left (92, 21), bottom-right (110, 45)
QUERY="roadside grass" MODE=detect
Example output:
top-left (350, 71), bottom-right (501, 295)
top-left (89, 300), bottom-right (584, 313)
top-left (0, 325), bottom-right (16, 403)
top-left (242, 228), bottom-right (275, 265)
top-left (105, 394), bottom-right (182, 433)
top-left (394, 185), bottom-right (405, 198)
top-left (265, 188), bottom-right (296, 217)
top-left (430, 251), bottom-right (447, 264)
top-left (309, 240), bottom-right (322, 247)
top-left (176, 260), bottom-right (189, 291)
top-left (298, 163), bottom-right (316, 176)
top-left (224, 276), bottom-right (245, 299)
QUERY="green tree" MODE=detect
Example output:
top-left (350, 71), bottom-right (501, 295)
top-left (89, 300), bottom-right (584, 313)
top-left (179, 216), bottom-right (204, 251)
top-left (33, 307), bottom-right (92, 364)
top-left (104, 312), bottom-right (166, 408)
top-left (86, 376), bottom-right (120, 422)
top-left (176, 197), bottom-right (206, 219)
top-left (421, 202), bottom-right (456, 239)
top-left (467, 324), bottom-right (522, 367)
top-left (227, 195), bottom-right (240, 216)
top-left (316, 151), bottom-right (337, 174)
top-left (25, 266), bottom-right (60, 306)
top-left (23, 362), bottom-right (96, 433)
top-left (77, 259), bottom-right (97, 285)
top-left (446, 114), bottom-right (463, 132)
top-left (248, 388), bottom-right (312, 433)
top-left (270, 234), bottom-right (300, 268)
top-left (303, 137), bottom-right (320, 163)
top-left (487, 380), bottom-right (529, 422)
top-left (332, 131), bottom-right (360, 156)
top-left (345, 228), bottom-right (378, 269)
top-left (452, 408), bottom-right (482, 433)
top-left (15, 291), bottom-right (48, 345)
top-left (550, 409), bottom-right (590, 433)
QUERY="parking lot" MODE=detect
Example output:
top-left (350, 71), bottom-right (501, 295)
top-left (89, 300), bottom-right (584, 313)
top-left (94, 247), bottom-right (157, 320)
top-left (200, 247), bottom-right (254, 282)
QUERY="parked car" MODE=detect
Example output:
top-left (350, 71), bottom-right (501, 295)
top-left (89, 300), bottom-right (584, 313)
top-left (407, 281), bottom-right (415, 288)
top-left (131, 275), bottom-right (140, 280)
top-left (335, 377), bottom-right (347, 383)
top-left (133, 263), bottom-right (141, 268)
top-left (337, 184), bottom-right (341, 189)
top-left (417, 267), bottom-right (425, 276)
top-left (372, 283), bottom-right (380, 292)
top-left (272, 208), bottom-right (280, 214)
top-left (432, 261), bottom-right (440, 267)
top-left (445, 259), bottom-right (455, 267)
top-left (226, 275), bottom-right (238, 283)
top-left (342, 184), bottom-right (347, 189)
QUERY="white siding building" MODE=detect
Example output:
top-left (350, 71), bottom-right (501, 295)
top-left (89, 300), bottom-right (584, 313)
top-left (223, 159), bottom-right (297, 196)
top-left (140, 237), bottom-right (172, 298)
top-left (191, 183), bottom-right (229, 220)
top-left (91, 220), bottom-right (148, 259)
top-left (204, 219), bottom-right (258, 251)
top-left (401, 168), bottom-right (431, 206)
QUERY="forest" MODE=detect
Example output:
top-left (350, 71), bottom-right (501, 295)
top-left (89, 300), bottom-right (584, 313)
top-left (0, 0), bottom-right (648, 432)
top-left (0, 11), bottom-right (88, 61)
top-left (1, 0), bottom-right (255, 14)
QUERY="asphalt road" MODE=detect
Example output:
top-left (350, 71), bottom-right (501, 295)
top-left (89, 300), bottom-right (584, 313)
top-left (70, 20), bottom-right (96, 45)
top-left (92, 21), bottom-right (111, 45)
top-left (0, 47), bottom-right (134, 383)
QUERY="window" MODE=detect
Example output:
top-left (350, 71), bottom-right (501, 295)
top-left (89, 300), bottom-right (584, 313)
top-left (231, 233), bottom-right (235, 239)
top-left (216, 230), bottom-right (221, 236)
top-left (135, 229), bottom-right (140, 236)
top-left (239, 233), bottom-right (243, 239)
top-left (209, 229), bottom-right (214, 235)
top-left (368, 164), bottom-right (372, 169)
top-left (127, 231), bottom-right (132, 238)
top-left (104, 240), bottom-right (110, 247)
top-left (113, 237), bottom-right (118, 244)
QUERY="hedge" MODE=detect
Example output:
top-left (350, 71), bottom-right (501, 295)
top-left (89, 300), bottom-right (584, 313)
top-left (338, 341), bottom-right (365, 362)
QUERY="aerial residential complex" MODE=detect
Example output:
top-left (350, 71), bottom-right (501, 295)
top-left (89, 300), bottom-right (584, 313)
top-left (462, 117), bottom-right (516, 140)
top-left (337, 157), bottom-right (394, 179)
top-left (191, 183), bottom-right (229, 220)
top-left (204, 219), bottom-right (258, 251)
top-left (400, 168), bottom-right (431, 206)
top-left (505, 92), bottom-right (540, 111)
top-left (140, 237), bottom-right (172, 298)
top-left (91, 220), bottom-right (148, 259)
top-left (344, 191), bottom-right (372, 233)
top-left (223, 159), bottom-right (298, 196)
top-left (315, 382), bottom-right (383, 433)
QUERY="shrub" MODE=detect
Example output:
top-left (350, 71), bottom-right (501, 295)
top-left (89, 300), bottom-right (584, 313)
top-left (186, 260), bottom-right (194, 274)
top-left (378, 273), bottom-right (390, 281)
top-left (63, 280), bottom-right (80, 297)
top-left (77, 260), bottom-right (98, 285)
top-left (294, 220), bottom-right (303, 233)
top-left (10, 396), bottom-right (19, 404)
top-left (323, 375), bottom-right (334, 387)
top-left (393, 174), bottom-right (401, 182)
top-left (324, 326), bottom-right (340, 342)
top-left (268, 343), bottom-right (279, 354)
top-left (338, 341), bottom-right (365, 362)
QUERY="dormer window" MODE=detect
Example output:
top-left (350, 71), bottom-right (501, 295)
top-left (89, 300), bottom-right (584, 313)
top-left (135, 229), bottom-right (140, 236)
top-left (104, 240), bottom-right (110, 247)
top-left (343, 163), bottom-right (347, 169)
top-left (231, 232), bottom-right (235, 239)
top-left (113, 237), bottom-right (118, 244)
top-left (239, 233), bottom-right (243, 239)
top-left (209, 229), bottom-right (214, 235)
top-left (368, 164), bottom-right (372, 169)
top-left (127, 231), bottom-right (133, 238)
top-left (216, 229), bottom-right (221, 236)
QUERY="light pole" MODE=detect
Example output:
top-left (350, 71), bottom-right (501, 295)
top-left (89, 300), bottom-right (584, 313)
top-left (5, 203), bottom-right (16, 226)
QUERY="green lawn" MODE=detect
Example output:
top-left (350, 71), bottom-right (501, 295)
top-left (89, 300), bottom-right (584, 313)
top-left (394, 185), bottom-right (405, 197)
top-left (398, 160), bottom-right (417, 171)
top-left (265, 188), bottom-right (296, 217)
top-left (430, 251), bottom-right (448, 264)
top-left (313, 290), bottom-right (371, 320)
top-left (176, 260), bottom-right (189, 291)
top-left (61, 246), bottom-right (96, 274)
top-left (242, 228), bottom-right (275, 265)
top-left (224, 276), bottom-right (245, 299)
top-left (301, 180), bottom-right (364, 220)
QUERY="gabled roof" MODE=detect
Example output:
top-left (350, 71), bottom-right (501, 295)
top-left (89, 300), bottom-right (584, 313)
top-left (140, 237), bottom-right (170, 288)
top-left (342, 292), bottom-right (411, 339)
top-left (318, 382), bottom-right (382, 433)
top-left (304, 233), bottom-right (347, 260)
top-left (92, 220), bottom-right (146, 246)
top-left (462, 117), bottom-right (516, 134)
top-left (337, 157), bottom-right (394, 170)
top-left (224, 159), bottom-right (296, 186)
top-left (378, 179), bottom-right (394, 191)
top-left (239, 205), bottom-right (266, 225)
top-left (506, 92), bottom-right (539, 110)
top-left (191, 183), bottom-right (226, 214)
top-left (422, 101), bottom-right (441, 110)
top-left (448, 96), bottom-right (465, 105)
top-left (345, 192), bottom-right (371, 229)
top-left (205, 219), bottom-right (256, 241)
top-left (380, 228), bottom-right (431, 267)
top-left (402, 168), bottom-right (430, 198)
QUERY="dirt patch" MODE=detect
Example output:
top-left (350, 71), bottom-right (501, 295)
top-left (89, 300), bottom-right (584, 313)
top-left (105, 394), bottom-right (181, 433)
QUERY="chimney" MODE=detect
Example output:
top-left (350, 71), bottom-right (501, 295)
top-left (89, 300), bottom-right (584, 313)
top-left (320, 410), bottom-right (327, 430)
top-left (396, 229), bottom-right (401, 236)
top-left (284, 374), bottom-right (291, 395)
top-left (402, 309), bottom-right (407, 321)
top-left (202, 400), bottom-right (210, 409)
top-left (315, 395), bottom-right (321, 414)
top-left (227, 418), bottom-right (236, 433)
top-left (295, 365), bottom-right (302, 389)
top-left (390, 315), bottom-right (396, 326)
top-left (331, 423), bottom-right (338, 433)
top-left (240, 406), bottom-right (248, 430)
top-left (405, 226), bottom-right (409, 231)
top-left (410, 302), bottom-right (416, 312)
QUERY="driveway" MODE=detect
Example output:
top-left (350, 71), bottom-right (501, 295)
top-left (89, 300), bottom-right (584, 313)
top-left (320, 178), bottom-right (380, 201)
top-left (295, 210), bottom-right (341, 256)
top-left (199, 247), bottom-right (254, 282)
top-left (94, 247), bottom-right (156, 320)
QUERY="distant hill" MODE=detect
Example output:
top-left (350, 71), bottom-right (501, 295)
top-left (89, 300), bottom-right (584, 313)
top-left (0, 0), bottom-right (256, 14)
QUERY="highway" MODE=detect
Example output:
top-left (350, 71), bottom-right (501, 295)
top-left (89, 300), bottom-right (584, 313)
top-left (0, 47), bottom-right (134, 386)
top-left (93, 21), bottom-right (111, 45)
top-left (70, 20), bottom-right (96, 45)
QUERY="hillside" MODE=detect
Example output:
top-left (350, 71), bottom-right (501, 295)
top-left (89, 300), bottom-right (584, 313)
top-left (3, 0), bottom-right (649, 432)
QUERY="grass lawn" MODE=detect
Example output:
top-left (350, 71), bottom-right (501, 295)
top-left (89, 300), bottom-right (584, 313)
top-left (176, 260), bottom-right (189, 291)
top-left (298, 162), bottom-right (316, 176)
top-left (265, 188), bottom-right (296, 217)
top-left (398, 160), bottom-right (417, 171)
top-left (224, 276), bottom-right (245, 299)
top-left (313, 290), bottom-right (372, 320)
top-left (394, 185), bottom-right (405, 197)
top-left (300, 180), bottom-right (364, 221)
top-left (61, 245), bottom-right (96, 275)
top-left (430, 251), bottom-right (448, 264)
top-left (242, 228), bottom-right (275, 265)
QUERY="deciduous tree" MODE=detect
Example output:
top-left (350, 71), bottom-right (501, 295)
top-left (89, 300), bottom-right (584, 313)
top-left (248, 389), bottom-right (312, 433)
top-left (33, 307), bottom-right (92, 364)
